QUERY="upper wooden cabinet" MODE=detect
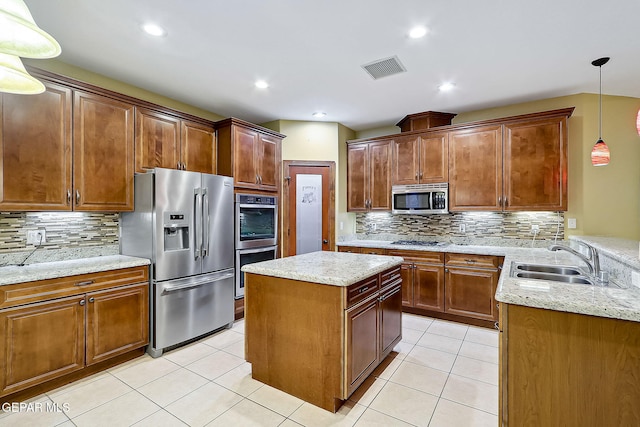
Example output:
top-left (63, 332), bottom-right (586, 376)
top-left (0, 81), bottom-right (72, 211)
top-left (135, 108), bottom-right (215, 174)
top-left (391, 132), bottom-right (448, 185)
top-left (503, 115), bottom-right (568, 211)
top-left (449, 125), bottom-right (503, 211)
top-left (0, 82), bottom-right (134, 212)
top-left (347, 140), bottom-right (392, 212)
top-left (449, 110), bottom-right (571, 212)
top-left (73, 91), bottom-right (134, 211)
top-left (217, 118), bottom-right (284, 192)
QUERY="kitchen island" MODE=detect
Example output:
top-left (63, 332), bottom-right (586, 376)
top-left (242, 251), bottom-right (403, 412)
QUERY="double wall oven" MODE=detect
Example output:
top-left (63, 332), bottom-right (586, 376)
top-left (235, 194), bottom-right (278, 298)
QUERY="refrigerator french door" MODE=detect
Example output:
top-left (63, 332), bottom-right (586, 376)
top-left (120, 168), bottom-right (235, 357)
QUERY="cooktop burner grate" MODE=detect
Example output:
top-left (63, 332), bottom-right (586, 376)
top-left (390, 240), bottom-right (446, 247)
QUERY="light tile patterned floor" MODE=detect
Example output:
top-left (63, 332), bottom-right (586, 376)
top-left (0, 314), bottom-right (498, 426)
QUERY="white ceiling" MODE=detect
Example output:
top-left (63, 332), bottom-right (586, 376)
top-left (24, 0), bottom-right (640, 131)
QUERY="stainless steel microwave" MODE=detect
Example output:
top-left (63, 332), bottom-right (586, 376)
top-left (392, 183), bottom-right (449, 214)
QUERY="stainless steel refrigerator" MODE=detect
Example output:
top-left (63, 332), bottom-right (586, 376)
top-left (120, 168), bottom-right (235, 357)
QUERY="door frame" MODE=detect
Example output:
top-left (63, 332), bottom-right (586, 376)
top-left (282, 160), bottom-right (336, 256)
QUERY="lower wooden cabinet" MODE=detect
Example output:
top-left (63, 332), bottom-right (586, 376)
top-left (445, 253), bottom-right (501, 321)
top-left (499, 303), bottom-right (640, 426)
top-left (379, 284), bottom-right (402, 356)
top-left (387, 250), bottom-right (445, 312)
top-left (0, 267), bottom-right (149, 398)
top-left (345, 297), bottom-right (379, 394)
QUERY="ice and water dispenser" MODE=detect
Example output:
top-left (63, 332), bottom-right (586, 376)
top-left (163, 212), bottom-right (190, 251)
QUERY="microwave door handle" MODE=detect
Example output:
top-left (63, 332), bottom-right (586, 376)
top-left (202, 188), bottom-right (210, 257)
top-left (194, 188), bottom-right (202, 259)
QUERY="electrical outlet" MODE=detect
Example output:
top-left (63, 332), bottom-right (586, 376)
top-left (339, 221), bottom-right (344, 231)
top-left (26, 230), bottom-right (46, 245)
top-left (531, 224), bottom-right (540, 235)
top-left (568, 218), bottom-right (577, 229)
top-left (458, 224), bottom-right (466, 233)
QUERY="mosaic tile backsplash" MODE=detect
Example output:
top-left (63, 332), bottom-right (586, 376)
top-left (356, 211), bottom-right (565, 241)
top-left (0, 212), bottom-right (119, 253)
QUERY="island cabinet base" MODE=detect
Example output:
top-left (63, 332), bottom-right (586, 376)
top-left (500, 303), bottom-right (640, 426)
top-left (245, 266), bottom-right (402, 413)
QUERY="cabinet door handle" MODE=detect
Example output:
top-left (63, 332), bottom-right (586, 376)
top-left (445, 268), bottom-right (449, 273)
top-left (67, 189), bottom-right (71, 205)
top-left (79, 299), bottom-right (85, 306)
top-left (177, 162), bottom-right (181, 170)
top-left (504, 196), bottom-right (508, 207)
top-left (75, 280), bottom-right (94, 286)
top-left (358, 286), bottom-right (369, 294)
top-left (89, 297), bottom-right (95, 303)
top-left (415, 173), bottom-right (418, 180)
top-left (76, 190), bottom-right (80, 205)
top-left (465, 259), bottom-right (476, 263)
top-left (494, 321), bottom-right (499, 330)
top-left (256, 174), bottom-right (259, 184)
top-left (498, 196), bottom-right (502, 206)
top-left (419, 172), bottom-right (423, 178)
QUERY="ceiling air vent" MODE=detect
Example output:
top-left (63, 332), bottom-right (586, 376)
top-left (361, 56), bottom-right (407, 80)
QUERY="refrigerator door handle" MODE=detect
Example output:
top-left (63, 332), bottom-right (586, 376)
top-left (194, 188), bottom-right (202, 259)
top-left (161, 272), bottom-right (234, 294)
top-left (202, 188), bottom-right (210, 257)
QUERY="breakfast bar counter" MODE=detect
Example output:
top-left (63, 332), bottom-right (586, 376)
top-left (242, 251), bottom-right (403, 412)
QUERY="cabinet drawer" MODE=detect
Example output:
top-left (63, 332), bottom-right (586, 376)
top-left (0, 266), bottom-right (149, 309)
top-left (445, 253), bottom-right (500, 270)
top-left (380, 266), bottom-right (401, 290)
top-left (387, 250), bottom-right (444, 265)
top-left (346, 276), bottom-right (379, 308)
top-left (360, 247), bottom-right (386, 255)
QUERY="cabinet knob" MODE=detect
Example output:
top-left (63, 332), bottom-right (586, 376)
top-left (89, 297), bottom-right (95, 303)
top-left (79, 299), bottom-right (85, 306)
top-left (445, 268), bottom-right (449, 273)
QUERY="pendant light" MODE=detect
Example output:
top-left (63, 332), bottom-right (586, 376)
top-left (0, 0), bottom-right (61, 95)
top-left (0, 0), bottom-right (61, 58)
top-left (590, 57), bottom-right (610, 166)
top-left (636, 108), bottom-right (640, 136)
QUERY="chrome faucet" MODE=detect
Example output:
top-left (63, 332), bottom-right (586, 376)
top-left (549, 241), bottom-right (600, 276)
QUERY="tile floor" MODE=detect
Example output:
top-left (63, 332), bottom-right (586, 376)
top-left (0, 313), bottom-right (499, 427)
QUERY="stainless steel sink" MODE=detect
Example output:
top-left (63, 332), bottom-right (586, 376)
top-left (510, 261), bottom-right (601, 286)
top-left (513, 271), bottom-right (595, 285)
top-left (512, 263), bottom-right (583, 276)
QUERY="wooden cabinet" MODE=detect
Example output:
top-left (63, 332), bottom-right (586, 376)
top-left (73, 91), bottom-right (134, 211)
top-left (0, 81), bottom-right (72, 211)
top-left (216, 118), bottom-right (284, 192)
top-left (0, 81), bottom-right (134, 212)
top-left (135, 108), bottom-right (215, 174)
top-left (444, 253), bottom-right (501, 321)
top-left (387, 250), bottom-right (445, 312)
top-left (391, 132), bottom-right (448, 185)
top-left (347, 140), bottom-right (392, 212)
top-left (448, 125), bottom-right (503, 211)
top-left (503, 115), bottom-right (568, 211)
top-left (85, 283), bottom-right (149, 366)
top-left (245, 264), bottom-right (402, 412)
top-left (499, 303), bottom-right (640, 426)
top-left (449, 109), bottom-right (572, 212)
top-left (337, 246), bottom-right (385, 254)
top-left (0, 267), bottom-right (149, 398)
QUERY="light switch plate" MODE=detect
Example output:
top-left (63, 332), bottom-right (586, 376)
top-left (567, 218), bottom-right (577, 229)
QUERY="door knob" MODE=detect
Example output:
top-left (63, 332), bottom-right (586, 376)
top-left (323, 239), bottom-right (328, 244)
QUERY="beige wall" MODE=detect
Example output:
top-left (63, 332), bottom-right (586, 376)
top-left (355, 125), bottom-right (399, 140)
top-left (24, 59), bottom-right (224, 122)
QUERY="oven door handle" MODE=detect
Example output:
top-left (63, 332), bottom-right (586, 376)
top-left (162, 272), bottom-right (235, 294)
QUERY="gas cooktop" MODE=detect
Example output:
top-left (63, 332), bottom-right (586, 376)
top-left (390, 240), bottom-right (447, 247)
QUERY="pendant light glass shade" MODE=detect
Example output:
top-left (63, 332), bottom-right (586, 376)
top-left (636, 109), bottom-right (640, 136)
top-left (0, 53), bottom-right (45, 94)
top-left (0, 0), bottom-right (61, 58)
top-left (591, 57), bottom-right (610, 167)
top-left (591, 139), bottom-right (610, 166)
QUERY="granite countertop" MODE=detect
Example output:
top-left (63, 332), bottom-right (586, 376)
top-left (0, 255), bottom-right (151, 286)
top-left (241, 251), bottom-right (403, 287)
top-left (337, 238), bottom-right (640, 323)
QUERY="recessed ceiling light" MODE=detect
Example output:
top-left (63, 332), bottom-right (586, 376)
top-left (438, 82), bottom-right (455, 92)
top-left (255, 80), bottom-right (269, 89)
top-left (409, 26), bottom-right (428, 39)
top-left (142, 23), bottom-right (166, 37)
top-left (312, 112), bottom-right (327, 118)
